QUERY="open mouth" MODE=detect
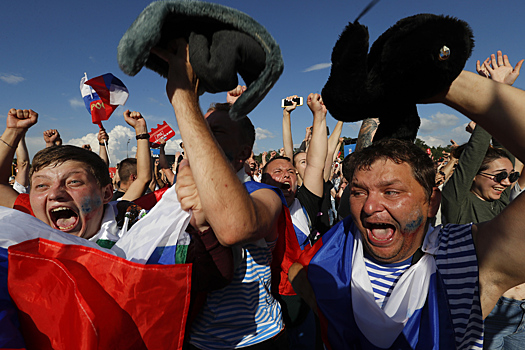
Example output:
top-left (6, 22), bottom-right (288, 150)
top-left (50, 207), bottom-right (79, 231)
top-left (493, 186), bottom-right (505, 193)
top-left (365, 223), bottom-right (395, 245)
top-left (281, 181), bottom-right (291, 190)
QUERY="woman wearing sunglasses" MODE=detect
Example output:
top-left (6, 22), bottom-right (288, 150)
top-left (442, 51), bottom-right (525, 350)
top-left (441, 121), bottom-right (519, 225)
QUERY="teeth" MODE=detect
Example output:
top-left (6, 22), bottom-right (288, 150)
top-left (51, 207), bottom-right (71, 213)
top-left (57, 223), bottom-right (76, 230)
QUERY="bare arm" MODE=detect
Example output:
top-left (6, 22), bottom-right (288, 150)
top-left (158, 140), bottom-right (175, 185)
top-left (355, 118), bottom-right (379, 151)
top-left (0, 109), bottom-right (38, 208)
top-left (324, 121), bottom-right (343, 181)
top-left (436, 70), bottom-right (525, 317)
top-left (121, 110), bottom-right (152, 202)
top-left (261, 151), bottom-right (267, 167)
top-left (289, 262), bottom-right (318, 315)
top-left (155, 40), bottom-right (282, 246)
top-left (301, 93), bottom-right (328, 198)
top-left (14, 134), bottom-right (30, 188)
top-left (152, 159), bottom-right (166, 189)
top-left (97, 127), bottom-right (109, 167)
top-left (282, 96), bottom-right (298, 160)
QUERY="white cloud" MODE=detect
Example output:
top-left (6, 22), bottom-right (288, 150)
top-left (303, 63), bottom-right (332, 72)
top-left (0, 74), bottom-right (25, 84)
top-left (448, 123), bottom-right (471, 145)
top-left (163, 138), bottom-right (183, 154)
top-left (69, 98), bottom-right (85, 108)
top-left (255, 127), bottom-right (275, 140)
top-left (419, 135), bottom-right (448, 148)
top-left (419, 112), bottom-right (459, 134)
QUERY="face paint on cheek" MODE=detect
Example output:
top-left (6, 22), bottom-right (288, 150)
top-left (402, 209), bottom-right (424, 234)
top-left (80, 196), bottom-right (103, 216)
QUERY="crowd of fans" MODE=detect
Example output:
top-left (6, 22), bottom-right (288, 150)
top-left (2, 47), bottom-right (525, 349)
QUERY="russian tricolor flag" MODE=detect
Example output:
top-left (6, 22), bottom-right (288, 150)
top-left (80, 73), bottom-right (129, 125)
top-left (0, 186), bottom-right (192, 349)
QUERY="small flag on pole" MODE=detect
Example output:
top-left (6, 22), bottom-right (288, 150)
top-left (80, 73), bottom-right (129, 125)
top-left (149, 121), bottom-right (176, 148)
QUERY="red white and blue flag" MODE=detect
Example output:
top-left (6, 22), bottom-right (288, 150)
top-left (0, 186), bottom-right (192, 349)
top-left (80, 73), bottom-right (129, 126)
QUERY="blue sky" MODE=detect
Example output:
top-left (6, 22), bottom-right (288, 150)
top-left (2, 0), bottom-right (525, 165)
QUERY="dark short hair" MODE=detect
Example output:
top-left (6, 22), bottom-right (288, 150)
top-left (343, 139), bottom-right (435, 200)
top-left (479, 147), bottom-right (512, 172)
top-left (118, 158), bottom-right (137, 184)
top-left (30, 145), bottom-right (111, 187)
top-left (262, 156), bottom-right (293, 174)
top-left (208, 102), bottom-right (255, 150)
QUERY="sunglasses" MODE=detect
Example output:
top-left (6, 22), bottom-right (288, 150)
top-left (478, 170), bottom-right (520, 183)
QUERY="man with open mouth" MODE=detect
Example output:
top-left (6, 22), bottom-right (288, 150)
top-left (0, 109), bottom-right (152, 243)
top-left (288, 70), bottom-right (525, 349)
top-left (259, 93), bottom-right (327, 349)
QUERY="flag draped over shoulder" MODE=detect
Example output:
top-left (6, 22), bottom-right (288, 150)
top-left (0, 186), bottom-right (193, 350)
top-left (305, 217), bottom-right (457, 349)
top-left (80, 73), bottom-right (129, 125)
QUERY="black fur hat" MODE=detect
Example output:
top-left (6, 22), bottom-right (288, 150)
top-left (322, 14), bottom-right (474, 142)
top-left (117, 1), bottom-right (284, 121)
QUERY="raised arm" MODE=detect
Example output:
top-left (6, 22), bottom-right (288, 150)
top-left (476, 50), bottom-right (523, 86)
top-left (121, 110), bottom-right (152, 202)
top-left (282, 95), bottom-right (299, 159)
top-left (97, 127), bottom-right (109, 167)
top-left (302, 93), bottom-right (328, 198)
top-left (43, 129), bottom-right (61, 148)
top-left (324, 121), bottom-right (343, 181)
top-left (355, 118), bottom-right (379, 151)
top-left (437, 70), bottom-right (525, 317)
top-left (441, 122), bottom-right (491, 224)
top-left (14, 134), bottom-right (30, 191)
top-left (155, 40), bottom-right (281, 246)
top-left (0, 109), bottom-right (38, 208)
top-left (158, 139), bottom-right (175, 185)
top-left (261, 151), bottom-right (267, 168)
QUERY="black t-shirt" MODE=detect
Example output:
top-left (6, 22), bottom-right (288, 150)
top-left (295, 181), bottom-right (332, 241)
top-left (111, 190), bottom-right (125, 202)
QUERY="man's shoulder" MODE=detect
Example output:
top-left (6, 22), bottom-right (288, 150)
top-left (244, 180), bottom-right (286, 207)
top-left (435, 223), bottom-right (475, 256)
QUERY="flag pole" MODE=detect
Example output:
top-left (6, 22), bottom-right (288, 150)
top-left (84, 72), bottom-right (93, 99)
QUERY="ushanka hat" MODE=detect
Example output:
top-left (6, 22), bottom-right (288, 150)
top-left (117, 1), bottom-right (284, 120)
top-left (322, 13), bottom-right (474, 141)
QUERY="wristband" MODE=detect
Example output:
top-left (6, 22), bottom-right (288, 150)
top-left (0, 138), bottom-right (14, 149)
top-left (99, 142), bottom-right (107, 146)
top-left (135, 133), bottom-right (150, 140)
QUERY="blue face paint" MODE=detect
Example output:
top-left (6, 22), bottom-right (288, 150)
top-left (80, 196), bottom-right (102, 214)
top-left (404, 214), bottom-right (423, 233)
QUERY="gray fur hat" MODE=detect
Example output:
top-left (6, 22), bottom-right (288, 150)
top-left (117, 1), bottom-right (284, 120)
